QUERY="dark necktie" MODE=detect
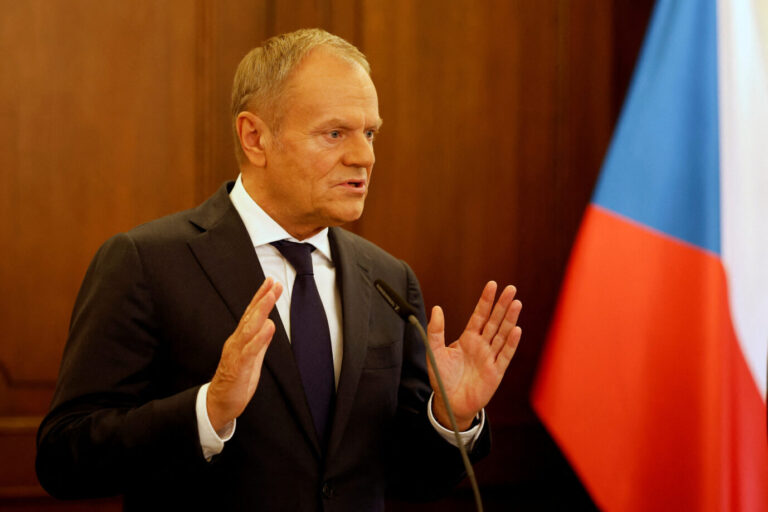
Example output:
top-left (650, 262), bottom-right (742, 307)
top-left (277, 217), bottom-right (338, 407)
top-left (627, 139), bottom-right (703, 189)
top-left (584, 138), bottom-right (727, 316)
top-left (271, 241), bottom-right (335, 444)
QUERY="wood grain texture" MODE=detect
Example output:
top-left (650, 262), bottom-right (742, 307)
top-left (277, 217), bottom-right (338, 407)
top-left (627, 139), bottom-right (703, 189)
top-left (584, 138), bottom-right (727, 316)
top-left (358, 0), bottom-right (613, 423)
top-left (2, 1), bottom-right (203, 508)
top-left (0, 0), bottom-right (198, 411)
top-left (194, 0), bottom-right (271, 201)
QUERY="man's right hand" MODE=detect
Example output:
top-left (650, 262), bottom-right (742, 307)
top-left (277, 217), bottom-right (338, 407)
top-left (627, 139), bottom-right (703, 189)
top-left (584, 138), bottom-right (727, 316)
top-left (207, 278), bottom-right (283, 433)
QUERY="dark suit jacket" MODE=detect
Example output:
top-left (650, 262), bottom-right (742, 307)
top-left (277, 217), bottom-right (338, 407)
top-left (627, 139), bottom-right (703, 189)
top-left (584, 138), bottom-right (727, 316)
top-left (36, 182), bottom-right (489, 511)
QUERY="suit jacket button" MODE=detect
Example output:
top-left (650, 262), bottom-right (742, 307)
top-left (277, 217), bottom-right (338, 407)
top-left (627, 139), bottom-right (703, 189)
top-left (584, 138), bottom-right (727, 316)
top-left (321, 482), bottom-right (334, 499)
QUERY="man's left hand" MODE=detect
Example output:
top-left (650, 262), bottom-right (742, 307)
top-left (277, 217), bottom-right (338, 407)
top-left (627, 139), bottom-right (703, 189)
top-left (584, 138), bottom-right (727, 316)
top-left (428, 281), bottom-right (522, 431)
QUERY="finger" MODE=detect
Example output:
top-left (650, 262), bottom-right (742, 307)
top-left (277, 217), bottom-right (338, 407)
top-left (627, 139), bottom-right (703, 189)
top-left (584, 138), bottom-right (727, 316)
top-left (495, 326), bottom-right (522, 371)
top-left (237, 278), bottom-right (276, 332)
top-left (490, 299), bottom-right (522, 355)
top-left (272, 280), bottom-right (283, 299)
top-left (238, 287), bottom-right (280, 343)
top-left (245, 278), bottom-right (275, 314)
top-left (256, 280), bottom-right (282, 317)
top-left (250, 280), bottom-right (283, 322)
top-left (464, 281), bottom-right (498, 333)
top-left (242, 318), bottom-right (276, 360)
top-left (481, 285), bottom-right (517, 342)
top-left (253, 276), bottom-right (275, 302)
top-left (427, 305), bottom-right (446, 352)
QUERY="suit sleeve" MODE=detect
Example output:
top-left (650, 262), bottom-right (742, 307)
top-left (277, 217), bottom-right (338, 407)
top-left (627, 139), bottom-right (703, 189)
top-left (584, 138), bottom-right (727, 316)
top-left (387, 261), bottom-right (491, 501)
top-left (36, 233), bottom-right (209, 499)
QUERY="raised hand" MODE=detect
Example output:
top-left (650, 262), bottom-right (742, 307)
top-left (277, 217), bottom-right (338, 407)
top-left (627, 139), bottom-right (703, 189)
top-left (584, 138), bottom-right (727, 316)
top-left (207, 278), bottom-right (282, 433)
top-left (428, 281), bottom-right (522, 430)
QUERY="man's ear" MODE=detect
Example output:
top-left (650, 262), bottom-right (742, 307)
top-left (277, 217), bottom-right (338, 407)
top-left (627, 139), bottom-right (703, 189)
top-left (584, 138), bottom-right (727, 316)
top-left (236, 111), bottom-right (271, 167)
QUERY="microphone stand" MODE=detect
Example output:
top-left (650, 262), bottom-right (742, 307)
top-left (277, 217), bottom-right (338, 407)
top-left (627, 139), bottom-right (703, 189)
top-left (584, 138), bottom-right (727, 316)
top-left (374, 280), bottom-right (483, 512)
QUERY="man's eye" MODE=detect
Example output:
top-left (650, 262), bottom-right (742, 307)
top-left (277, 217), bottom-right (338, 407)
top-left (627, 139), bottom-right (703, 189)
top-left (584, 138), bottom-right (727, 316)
top-left (365, 130), bottom-right (376, 141)
top-left (329, 130), bottom-right (341, 139)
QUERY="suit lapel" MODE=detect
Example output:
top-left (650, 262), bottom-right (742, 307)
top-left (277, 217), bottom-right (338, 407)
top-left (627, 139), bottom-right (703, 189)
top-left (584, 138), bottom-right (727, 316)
top-left (326, 227), bottom-right (372, 460)
top-left (186, 183), bottom-right (321, 455)
top-left (187, 184), bottom-right (263, 321)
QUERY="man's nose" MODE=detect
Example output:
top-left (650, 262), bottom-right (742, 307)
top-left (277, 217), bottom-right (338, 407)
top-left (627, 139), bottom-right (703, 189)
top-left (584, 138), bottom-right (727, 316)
top-left (342, 132), bottom-right (375, 168)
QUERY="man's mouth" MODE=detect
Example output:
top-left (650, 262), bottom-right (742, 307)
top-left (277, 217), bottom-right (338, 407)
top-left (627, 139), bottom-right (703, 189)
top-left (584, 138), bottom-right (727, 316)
top-left (342, 179), bottom-right (366, 189)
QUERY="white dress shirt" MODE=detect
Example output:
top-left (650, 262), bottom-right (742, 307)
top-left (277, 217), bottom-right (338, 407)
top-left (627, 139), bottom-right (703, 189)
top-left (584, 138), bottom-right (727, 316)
top-left (196, 175), bottom-right (483, 459)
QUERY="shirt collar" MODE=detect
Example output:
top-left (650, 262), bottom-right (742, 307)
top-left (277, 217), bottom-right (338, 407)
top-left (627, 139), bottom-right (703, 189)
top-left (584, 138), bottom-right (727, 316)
top-left (229, 174), bottom-right (332, 262)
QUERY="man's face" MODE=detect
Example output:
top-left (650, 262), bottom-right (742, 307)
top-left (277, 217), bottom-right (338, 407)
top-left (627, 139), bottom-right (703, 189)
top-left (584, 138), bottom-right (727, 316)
top-left (257, 48), bottom-right (382, 240)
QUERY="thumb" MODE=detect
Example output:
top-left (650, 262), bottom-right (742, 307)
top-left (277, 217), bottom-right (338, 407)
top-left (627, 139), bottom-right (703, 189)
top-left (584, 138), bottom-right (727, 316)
top-left (427, 305), bottom-right (445, 352)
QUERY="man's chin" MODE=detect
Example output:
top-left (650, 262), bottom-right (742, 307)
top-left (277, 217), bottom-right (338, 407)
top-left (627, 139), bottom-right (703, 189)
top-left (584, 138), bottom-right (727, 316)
top-left (325, 206), bottom-right (365, 227)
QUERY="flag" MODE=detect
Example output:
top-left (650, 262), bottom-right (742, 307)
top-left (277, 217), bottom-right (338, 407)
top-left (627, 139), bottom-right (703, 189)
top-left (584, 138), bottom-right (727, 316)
top-left (532, 0), bottom-right (768, 510)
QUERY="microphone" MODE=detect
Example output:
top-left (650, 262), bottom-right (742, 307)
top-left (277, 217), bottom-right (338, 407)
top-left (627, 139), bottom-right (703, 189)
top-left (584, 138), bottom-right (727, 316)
top-left (373, 279), bottom-right (484, 512)
top-left (373, 279), bottom-right (419, 320)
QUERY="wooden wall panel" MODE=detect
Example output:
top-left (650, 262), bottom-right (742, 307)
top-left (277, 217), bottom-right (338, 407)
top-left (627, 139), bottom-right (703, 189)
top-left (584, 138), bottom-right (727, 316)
top-left (0, 0), bottom-right (201, 506)
top-left (271, 0), bottom-right (358, 42)
top-left (194, 0), bottom-right (271, 200)
top-left (359, 2), bottom-right (587, 505)
top-left (359, 0), bottom-right (610, 415)
top-left (0, 0), bottom-right (198, 413)
top-left (0, 0), bottom-right (654, 509)
top-left (358, 0), bottom-right (651, 508)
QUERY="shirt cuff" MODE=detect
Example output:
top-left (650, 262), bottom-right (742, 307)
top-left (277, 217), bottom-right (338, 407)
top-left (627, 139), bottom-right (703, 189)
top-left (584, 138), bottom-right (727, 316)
top-left (196, 382), bottom-right (236, 461)
top-left (426, 393), bottom-right (485, 451)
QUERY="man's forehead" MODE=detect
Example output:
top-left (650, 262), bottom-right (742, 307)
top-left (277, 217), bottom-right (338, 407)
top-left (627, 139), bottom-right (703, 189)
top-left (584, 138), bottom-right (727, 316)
top-left (298, 45), bottom-right (369, 75)
top-left (315, 116), bottom-right (384, 129)
top-left (277, 50), bottom-right (380, 125)
top-left (284, 48), bottom-right (374, 94)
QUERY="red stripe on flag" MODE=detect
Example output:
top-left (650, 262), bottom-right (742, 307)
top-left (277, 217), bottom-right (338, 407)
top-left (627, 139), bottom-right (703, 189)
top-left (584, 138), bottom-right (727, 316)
top-left (532, 205), bottom-right (768, 511)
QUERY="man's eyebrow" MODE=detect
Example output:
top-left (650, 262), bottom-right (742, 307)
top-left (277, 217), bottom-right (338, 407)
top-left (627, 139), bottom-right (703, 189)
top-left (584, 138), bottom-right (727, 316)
top-left (316, 118), bottom-right (384, 130)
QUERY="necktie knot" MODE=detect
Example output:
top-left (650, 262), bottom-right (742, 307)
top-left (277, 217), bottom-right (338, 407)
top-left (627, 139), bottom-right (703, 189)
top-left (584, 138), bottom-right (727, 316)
top-left (271, 240), bottom-right (315, 276)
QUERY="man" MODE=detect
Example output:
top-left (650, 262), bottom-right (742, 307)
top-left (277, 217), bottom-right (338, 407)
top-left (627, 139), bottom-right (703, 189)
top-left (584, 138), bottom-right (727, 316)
top-left (36, 29), bottom-right (522, 510)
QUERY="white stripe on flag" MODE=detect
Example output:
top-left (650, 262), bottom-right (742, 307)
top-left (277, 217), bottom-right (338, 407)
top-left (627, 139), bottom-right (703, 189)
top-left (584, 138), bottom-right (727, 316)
top-left (718, 0), bottom-right (768, 399)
